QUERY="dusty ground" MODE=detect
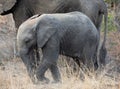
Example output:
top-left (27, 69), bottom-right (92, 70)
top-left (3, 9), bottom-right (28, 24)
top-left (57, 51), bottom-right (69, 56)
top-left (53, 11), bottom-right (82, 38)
top-left (0, 14), bottom-right (120, 89)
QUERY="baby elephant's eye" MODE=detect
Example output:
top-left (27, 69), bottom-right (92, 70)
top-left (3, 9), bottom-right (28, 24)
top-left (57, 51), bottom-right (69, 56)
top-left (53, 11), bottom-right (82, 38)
top-left (24, 38), bottom-right (30, 43)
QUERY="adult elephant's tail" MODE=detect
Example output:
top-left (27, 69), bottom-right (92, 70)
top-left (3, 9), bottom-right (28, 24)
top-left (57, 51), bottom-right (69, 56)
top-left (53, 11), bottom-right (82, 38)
top-left (99, 10), bottom-right (108, 66)
top-left (103, 10), bottom-right (108, 48)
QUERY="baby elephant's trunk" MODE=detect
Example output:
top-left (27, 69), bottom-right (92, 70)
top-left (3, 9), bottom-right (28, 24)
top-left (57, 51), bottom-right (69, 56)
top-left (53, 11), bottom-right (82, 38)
top-left (34, 44), bottom-right (41, 67)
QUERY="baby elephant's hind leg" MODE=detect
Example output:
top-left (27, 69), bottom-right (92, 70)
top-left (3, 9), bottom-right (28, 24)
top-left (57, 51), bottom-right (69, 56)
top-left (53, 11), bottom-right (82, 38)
top-left (83, 43), bottom-right (97, 72)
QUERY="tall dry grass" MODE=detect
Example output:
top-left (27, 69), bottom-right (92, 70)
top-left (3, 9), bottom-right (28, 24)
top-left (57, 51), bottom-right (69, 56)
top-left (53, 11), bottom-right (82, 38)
top-left (0, 58), bottom-right (119, 89)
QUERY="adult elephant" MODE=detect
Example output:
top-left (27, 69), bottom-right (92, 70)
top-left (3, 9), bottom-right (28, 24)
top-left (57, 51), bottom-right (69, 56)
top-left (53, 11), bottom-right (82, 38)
top-left (17, 12), bottom-right (99, 83)
top-left (0, 0), bottom-right (107, 65)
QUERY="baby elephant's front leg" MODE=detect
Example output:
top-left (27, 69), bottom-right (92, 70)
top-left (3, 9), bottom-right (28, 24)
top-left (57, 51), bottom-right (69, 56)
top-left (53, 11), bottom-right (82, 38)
top-left (36, 37), bottom-right (61, 83)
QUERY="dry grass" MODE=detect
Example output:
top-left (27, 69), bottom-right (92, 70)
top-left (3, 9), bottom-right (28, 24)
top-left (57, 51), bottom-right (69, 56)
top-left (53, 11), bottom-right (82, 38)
top-left (0, 58), bottom-right (119, 89)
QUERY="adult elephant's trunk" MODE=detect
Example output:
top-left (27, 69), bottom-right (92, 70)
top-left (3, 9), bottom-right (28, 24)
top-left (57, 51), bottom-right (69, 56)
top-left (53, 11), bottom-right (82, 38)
top-left (103, 11), bottom-right (108, 47)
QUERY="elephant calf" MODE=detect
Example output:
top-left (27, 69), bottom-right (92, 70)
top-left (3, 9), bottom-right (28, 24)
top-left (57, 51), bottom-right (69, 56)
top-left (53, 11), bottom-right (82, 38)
top-left (17, 11), bottom-right (99, 83)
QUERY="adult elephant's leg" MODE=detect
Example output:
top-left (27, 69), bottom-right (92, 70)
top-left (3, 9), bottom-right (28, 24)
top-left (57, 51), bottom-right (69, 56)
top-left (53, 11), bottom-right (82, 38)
top-left (36, 37), bottom-right (61, 83)
top-left (99, 44), bottom-right (107, 66)
top-left (14, 28), bottom-right (20, 57)
top-left (93, 46), bottom-right (99, 71)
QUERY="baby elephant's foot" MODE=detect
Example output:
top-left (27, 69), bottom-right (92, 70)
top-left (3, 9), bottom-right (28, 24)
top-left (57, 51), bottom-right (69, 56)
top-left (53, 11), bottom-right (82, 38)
top-left (52, 79), bottom-right (62, 84)
top-left (52, 80), bottom-right (62, 84)
top-left (37, 77), bottom-right (50, 84)
top-left (31, 76), bottom-right (38, 84)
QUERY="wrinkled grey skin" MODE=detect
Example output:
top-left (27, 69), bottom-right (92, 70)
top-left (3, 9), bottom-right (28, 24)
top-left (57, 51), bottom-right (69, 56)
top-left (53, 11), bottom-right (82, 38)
top-left (0, 0), bottom-right (107, 65)
top-left (17, 12), bottom-right (99, 83)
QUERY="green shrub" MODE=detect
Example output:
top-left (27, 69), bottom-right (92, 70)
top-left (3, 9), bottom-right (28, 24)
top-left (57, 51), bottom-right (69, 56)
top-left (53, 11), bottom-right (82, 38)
top-left (108, 12), bottom-right (117, 31)
top-left (102, 12), bottom-right (117, 32)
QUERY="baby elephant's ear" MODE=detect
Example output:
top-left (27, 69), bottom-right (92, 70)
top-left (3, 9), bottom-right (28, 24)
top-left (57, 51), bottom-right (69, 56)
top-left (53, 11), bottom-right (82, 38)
top-left (37, 26), bottom-right (56, 47)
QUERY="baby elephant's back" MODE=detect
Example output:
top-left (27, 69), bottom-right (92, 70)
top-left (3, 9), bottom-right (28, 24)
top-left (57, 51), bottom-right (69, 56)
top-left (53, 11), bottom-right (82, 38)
top-left (39, 12), bottom-right (99, 41)
top-left (41, 12), bottom-right (99, 54)
top-left (44, 12), bottom-right (98, 34)
top-left (45, 12), bottom-right (98, 40)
